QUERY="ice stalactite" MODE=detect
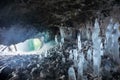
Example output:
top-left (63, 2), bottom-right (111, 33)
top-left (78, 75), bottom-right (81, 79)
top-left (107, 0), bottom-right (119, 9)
top-left (92, 19), bottom-right (102, 76)
top-left (68, 66), bottom-right (77, 80)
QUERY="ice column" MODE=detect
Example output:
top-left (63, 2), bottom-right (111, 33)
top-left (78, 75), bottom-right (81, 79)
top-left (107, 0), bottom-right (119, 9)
top-left (68, 66), bottom-right (76, 80)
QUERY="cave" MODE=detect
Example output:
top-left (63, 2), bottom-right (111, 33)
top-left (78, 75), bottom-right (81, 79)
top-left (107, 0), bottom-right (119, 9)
top-left (0, 0), bottom-right (120, 80)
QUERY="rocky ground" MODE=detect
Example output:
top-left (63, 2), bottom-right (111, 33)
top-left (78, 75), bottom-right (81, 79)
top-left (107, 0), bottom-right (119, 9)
top-left (0, 42), bottom-right (120, 80)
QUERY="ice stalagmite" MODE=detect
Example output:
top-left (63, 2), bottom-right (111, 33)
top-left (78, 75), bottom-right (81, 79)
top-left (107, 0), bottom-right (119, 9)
top-left (69, 50), bottom-right (73, 60)
top-left (55, 35), bottom-right (59, 44)
top-left (73, 49), bottom-right (78, 61)
top-left (59, 27), bottom-right (65, 43)
top-left (87, 48), bottom-right (92, 62)
top-left (77, 52), bottom-right (84, 80)
top-left (105, 19), bottom-right (113, 54)
top-left (73, 49), bottom-right (78, 67)
top-left (92, 19), bottom-right (101, 76)
top-left (68, 66), bottom-right (76, 80)
top-left (100, 43), bottom-right (104, 56)
top-left (93, 48), bottom-right (101, 76)
top-left (111, 23), bottom-right (120, 63)
top-left (77, 33), bottom-right (82, 50)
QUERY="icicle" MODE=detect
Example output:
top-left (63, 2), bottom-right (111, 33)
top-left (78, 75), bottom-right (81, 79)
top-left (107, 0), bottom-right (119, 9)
top-left (77, 33), bottom-right (82, 50)
top-left (68, 66), bottom-right (76, 80)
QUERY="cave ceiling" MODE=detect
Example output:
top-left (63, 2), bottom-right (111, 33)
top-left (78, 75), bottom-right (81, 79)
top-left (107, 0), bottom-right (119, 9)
top-left (0, 0), bottom-right (120, 28)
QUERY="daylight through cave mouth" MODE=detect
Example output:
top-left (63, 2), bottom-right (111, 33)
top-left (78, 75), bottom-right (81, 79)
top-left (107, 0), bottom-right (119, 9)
top-left (0, 24), bottom-right (57, 55)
